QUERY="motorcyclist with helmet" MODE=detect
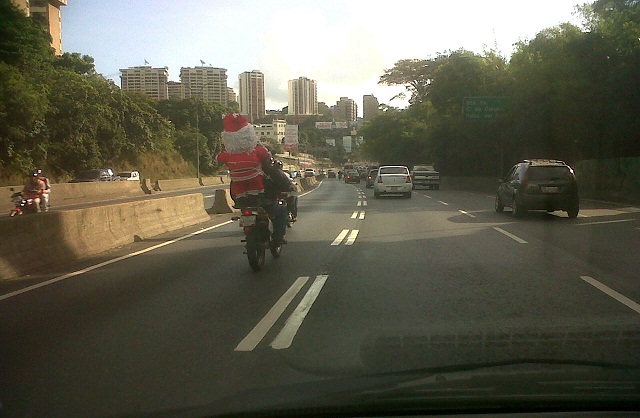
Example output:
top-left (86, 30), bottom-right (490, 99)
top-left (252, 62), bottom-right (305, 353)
top-left (216, 113), bottom-right (291, 245)
top-left (273, 160), bottom-right (298, 225)
top-left (22, 170), bottom-right (46, 213)
top-left (262, 159), bottom-right (296, 243)
top-left (35, 169), bottom-right (51, 211)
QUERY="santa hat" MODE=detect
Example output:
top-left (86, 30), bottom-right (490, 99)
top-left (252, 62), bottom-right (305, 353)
top-left (222, 113), bottom-right (258, 154)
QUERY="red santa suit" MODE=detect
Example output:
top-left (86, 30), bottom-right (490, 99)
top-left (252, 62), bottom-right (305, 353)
top-left (216, 113), bottom-right (271, 198)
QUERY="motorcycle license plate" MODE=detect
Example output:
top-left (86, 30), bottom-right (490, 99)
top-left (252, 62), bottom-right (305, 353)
top-left (240, 215), bottom-right (256, 227)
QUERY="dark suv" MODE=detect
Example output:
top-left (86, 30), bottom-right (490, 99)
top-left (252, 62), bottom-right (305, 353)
top-left (495, 159), bottom-right (579, 218)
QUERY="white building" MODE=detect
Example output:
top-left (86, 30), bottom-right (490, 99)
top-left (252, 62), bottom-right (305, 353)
top-left (288, 76), bottom-right (318, 115)
top-left (180, 66), bottom-right (228, 104)
top-left (239, 70), bottom-right (265, 123)
top-left (120, 66), bottom-right (169, 100)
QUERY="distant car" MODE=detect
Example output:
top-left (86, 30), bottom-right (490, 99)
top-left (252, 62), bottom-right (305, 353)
top-left (304, 168), bottom-right (316, 177)
top-left (344, 170), bottom-right (360, 184)
top-left (70, 168), bottom-right (118, 183)
top-left (411, 164), bottom-right (440, 190)
top-left (365, 169), bottom-right (377, 188)
top-left (327, 169), bottom-right (336, 178)
top-left (117, 170), bottom-right (140, 182)
top-left (496, 159), bottom-right (579, 218)
top-left (373, 165), bottom-right (412, 198)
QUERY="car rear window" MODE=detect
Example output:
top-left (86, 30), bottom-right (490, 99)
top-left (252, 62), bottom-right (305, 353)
top-left (413, 166), bottom-right (434, 171)
top-left (527, 166), bottom-right (572, 181)
top-left (379, 167), bottom-right (408, 175)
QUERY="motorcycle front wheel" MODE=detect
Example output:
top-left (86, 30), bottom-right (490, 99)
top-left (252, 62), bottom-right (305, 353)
top-left (247, 245), bottom-right (266, 272)
top-left (9, 210), bottom-right (19, 217)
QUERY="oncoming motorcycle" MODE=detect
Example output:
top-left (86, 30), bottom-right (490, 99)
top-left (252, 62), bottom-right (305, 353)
top-left (9, 189), bottom-right (41, 216)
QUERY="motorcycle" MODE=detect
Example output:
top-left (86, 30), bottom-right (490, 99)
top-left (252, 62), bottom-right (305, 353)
top-left (232, 196), bottom-right (286, 271)
top-left (9, 189), bottom-right (41, 216)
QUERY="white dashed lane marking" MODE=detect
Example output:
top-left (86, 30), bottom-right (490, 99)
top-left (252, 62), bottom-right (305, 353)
top-left (581, 276), bottom-right (640, 314)
top-left (331, 229), bottom-right (350, 245)
top-left (459, 210), bottom-right (476, 218)
top-left (493, 227), bottom-right (528, 244)
top-left (351, 211), bottom-right (365, 219)
top-left (438, 201), bottom-right (449, 206)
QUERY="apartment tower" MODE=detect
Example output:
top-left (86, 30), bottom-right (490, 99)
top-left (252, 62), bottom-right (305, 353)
top-left (334, 97), bottom-right (358, 122)
top-left (238, 71), bottom-right (266, 123)
top-left (363, 94), bottom-right (380, 120)
top-left (287, 77), bottom-right (318, 116)
top-left (180, 66), bottom-right (228, 104)
top-left (119, 66), bottom-right (169, 100)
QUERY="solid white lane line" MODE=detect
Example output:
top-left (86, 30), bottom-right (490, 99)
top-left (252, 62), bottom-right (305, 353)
top-left (235, 276), bottom-right (309, 352)
top-left (581, 276), bottom-right (640, 314)
top-left (298, 180), bottom-right (323, 197)
top-left (331, 229), bottom-right (350, 245)
top-left (577, 219), bottom-right (635, 226)
top-left (363, 201), bottom-right (368, 206)
top-left (0, 220), bottom-right (235, 302)
top-left (357, 201), bottom-right (362, 206)
top-left (459, 210), bottom-right (476, 218)
top-left (359, 211), bottom-right (365, 220)
top-left (493, 227), bottom-right (528, 244)
top-left (438, 201), bottom-right (449, 206)
top-left (351, 211), bottom-right (358, 219)
top-left (345, 229), bottom-right (359, 245)
top-left (271, 275), bottom-right (329, 349)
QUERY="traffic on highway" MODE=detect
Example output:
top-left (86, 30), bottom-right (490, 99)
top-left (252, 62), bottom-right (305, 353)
top-left (2, 175), bottom-right (640, 417)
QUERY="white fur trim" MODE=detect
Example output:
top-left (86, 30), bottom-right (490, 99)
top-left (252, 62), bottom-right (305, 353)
top-left (222, 124), bottom-right (258, 154)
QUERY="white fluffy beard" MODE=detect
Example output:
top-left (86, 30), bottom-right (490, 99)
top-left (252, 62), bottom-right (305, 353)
top-left (222, 125), bottom-right (259, 154)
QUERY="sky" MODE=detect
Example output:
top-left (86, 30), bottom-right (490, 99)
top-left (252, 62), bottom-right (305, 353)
top-left (62, 0), bottom-right (585, 116)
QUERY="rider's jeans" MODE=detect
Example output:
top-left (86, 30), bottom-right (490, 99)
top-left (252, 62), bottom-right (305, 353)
top-left (271, 201), bottom-right (288, 242)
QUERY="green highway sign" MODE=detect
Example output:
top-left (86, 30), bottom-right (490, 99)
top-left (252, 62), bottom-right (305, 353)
top-left (464, 97), bottom-right (510, 121)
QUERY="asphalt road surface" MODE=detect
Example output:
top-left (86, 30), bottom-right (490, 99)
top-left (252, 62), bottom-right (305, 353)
top-left (2, 179), bottom-right (640, 417)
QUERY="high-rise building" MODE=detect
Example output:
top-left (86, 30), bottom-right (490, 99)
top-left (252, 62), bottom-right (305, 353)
top-left (180, 66), bottom-right (228, 104)
top-left (287, 77), bottom-right (318, 116)
top-left (363, 94), bottom-right (380, 120)
top-left (168, 81), bottom-right (183, 100)
top-left (119, 66), bottom-right (169, 100)
top-left (10, 0), bottom-right (30, 15)
top-left (333, 97), bottom-right (358, 122)
top-left (238, 70), bottom-right (266, 123)
top-left (227, 87), bottom-right (236, 103)
top-left (29, 0), bottom-right (67, 55)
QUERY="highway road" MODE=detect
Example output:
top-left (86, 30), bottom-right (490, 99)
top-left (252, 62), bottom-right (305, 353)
top-left (2, 178), bottom-right (640, 417)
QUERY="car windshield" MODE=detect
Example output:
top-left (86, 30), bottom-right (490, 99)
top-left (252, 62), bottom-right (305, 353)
top-left (2, 1), bottom-right (640, 417)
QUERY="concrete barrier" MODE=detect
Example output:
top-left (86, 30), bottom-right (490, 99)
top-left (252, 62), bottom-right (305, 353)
top-left (210, 189), bottom-right (238, 214)
top-left (141, 178), bottom-right (153, 194)
top-left (200, 176), bottom-right (225, 186)
top-left (0, 193), bottom-right (209, 281)
top-left (154, 178), bottom-right (201, 192)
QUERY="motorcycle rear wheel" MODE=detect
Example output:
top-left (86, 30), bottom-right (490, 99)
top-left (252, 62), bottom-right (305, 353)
top-left (247, 245), bottom-right (266, 272)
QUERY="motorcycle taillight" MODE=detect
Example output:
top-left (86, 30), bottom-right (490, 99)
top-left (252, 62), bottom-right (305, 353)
top-left (242, 209), bottom-right (253, 216)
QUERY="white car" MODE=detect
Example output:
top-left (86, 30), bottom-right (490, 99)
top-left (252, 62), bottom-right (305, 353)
top-left (304, 168), bottom-right (316, 177)
top-left (117, 170), bottom-right (140, 181)
top-left (373, 165), bottom-right (412, 198)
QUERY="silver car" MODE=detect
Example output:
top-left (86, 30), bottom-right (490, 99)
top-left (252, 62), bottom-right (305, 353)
top-left (373, 165), bottom-right (413, 198)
